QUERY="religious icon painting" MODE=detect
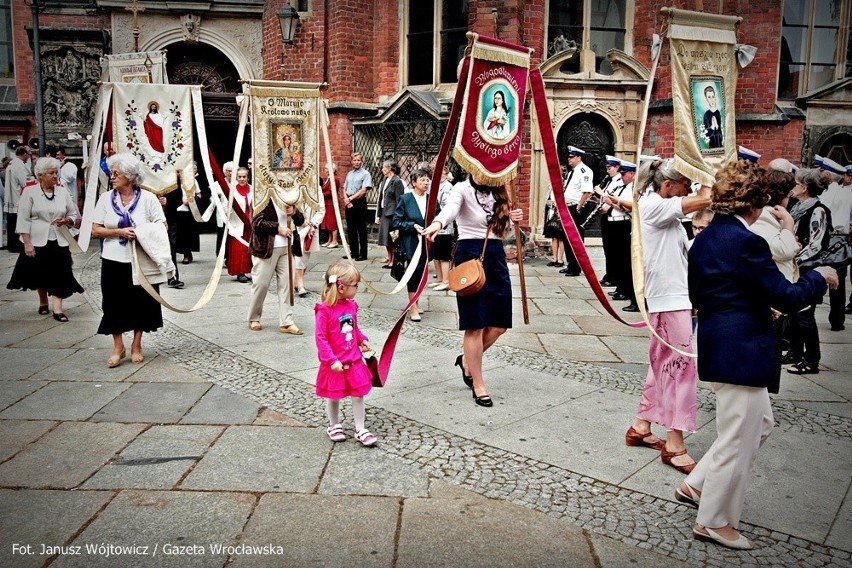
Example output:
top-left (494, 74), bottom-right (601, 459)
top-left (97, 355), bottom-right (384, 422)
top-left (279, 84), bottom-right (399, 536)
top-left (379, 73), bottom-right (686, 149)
top-left (690, 76), bottom-right (726, 155)
top-left (478, 80), bottom-right (517, 144)
top-left (270, 121), bottom-right (304, 170)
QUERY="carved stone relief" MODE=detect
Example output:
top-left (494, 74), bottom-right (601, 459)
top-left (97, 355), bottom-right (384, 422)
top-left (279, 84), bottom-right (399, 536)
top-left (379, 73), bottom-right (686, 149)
top-left (181, 14), bottom-right (202, 43)
top-left (551, 99), bottom-right (626, 130)
top-left (40, 43), bottom-right (104, 129)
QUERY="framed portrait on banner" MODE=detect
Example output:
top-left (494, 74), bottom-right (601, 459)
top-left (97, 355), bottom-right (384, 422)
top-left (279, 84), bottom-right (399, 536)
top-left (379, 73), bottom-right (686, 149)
top-left (691, 77), bottom-right (726, 154)
top-left (478, 81), bottom-right (517, 143)
top-left (270, 121), bottom-right (304, 170)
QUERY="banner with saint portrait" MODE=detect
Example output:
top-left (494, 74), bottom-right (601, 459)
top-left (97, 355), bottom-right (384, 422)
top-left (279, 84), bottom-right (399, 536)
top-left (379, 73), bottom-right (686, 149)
top-left (452, 34), bottom-right (532, 186)
top-left (101, 51), bottom-right (168, 84)
top-left (668, 9), bottom-right (740, 187)
top-left (111, 82), bottom-right (195, 195)
top-left (246, 82), bottom-right (322, 212)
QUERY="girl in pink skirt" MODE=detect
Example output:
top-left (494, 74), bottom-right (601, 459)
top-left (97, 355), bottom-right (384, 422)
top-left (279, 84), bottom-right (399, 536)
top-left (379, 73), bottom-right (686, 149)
top-left (314, 260), bottom-right (376, 446)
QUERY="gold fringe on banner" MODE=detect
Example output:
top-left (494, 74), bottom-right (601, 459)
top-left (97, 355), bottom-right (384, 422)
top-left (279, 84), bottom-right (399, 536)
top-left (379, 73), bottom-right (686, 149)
top-left (452, 150), bottom-right (519, 186)
top-left (471, 43), bottom-right (531, 68)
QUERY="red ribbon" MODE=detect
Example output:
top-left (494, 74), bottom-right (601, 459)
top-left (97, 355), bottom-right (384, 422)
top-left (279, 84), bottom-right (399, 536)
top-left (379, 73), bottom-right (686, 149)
top-left (374, 56), bottom-right (472, 386)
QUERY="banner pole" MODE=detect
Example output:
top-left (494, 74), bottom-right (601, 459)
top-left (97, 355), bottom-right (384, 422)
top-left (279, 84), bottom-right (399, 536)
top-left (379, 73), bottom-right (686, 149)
top-left (634, 34), bottom-right (663, 164)
top-left (509, 180), bottom-right (529, 324)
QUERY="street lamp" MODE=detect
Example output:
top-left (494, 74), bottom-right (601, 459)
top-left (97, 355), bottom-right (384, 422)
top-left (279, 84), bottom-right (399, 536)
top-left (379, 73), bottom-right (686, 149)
top-left (278, 4), bottom-right (300, 44)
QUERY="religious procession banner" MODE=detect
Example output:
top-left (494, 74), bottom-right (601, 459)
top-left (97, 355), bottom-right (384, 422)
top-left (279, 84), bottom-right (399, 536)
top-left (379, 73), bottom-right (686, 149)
top-left (452, 33), bottom-right (532, 186)
top-left (111, 82), bottom-right (195, 196)
top-left (668, 9), bottom-right (740, 188)
top-left (101, 51), bottom-right (168, 84)
top-left (246, 81), bottom-right (322, 212)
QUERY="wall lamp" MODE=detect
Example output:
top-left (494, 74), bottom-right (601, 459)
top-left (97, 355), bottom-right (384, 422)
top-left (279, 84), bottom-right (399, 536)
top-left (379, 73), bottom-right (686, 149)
top-left (279, 4), bottom-right (300, 43)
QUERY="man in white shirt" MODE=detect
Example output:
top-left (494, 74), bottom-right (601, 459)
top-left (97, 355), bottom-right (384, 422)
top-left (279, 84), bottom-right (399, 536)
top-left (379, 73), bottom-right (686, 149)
top-left (818, 158), bottom-right (852, 330)
top-left (56, 146), bottom-right (79, 210)
top-left (559, 145), bottom-right (594, 276)
top-left (3, 145), bottom-right (35, 253)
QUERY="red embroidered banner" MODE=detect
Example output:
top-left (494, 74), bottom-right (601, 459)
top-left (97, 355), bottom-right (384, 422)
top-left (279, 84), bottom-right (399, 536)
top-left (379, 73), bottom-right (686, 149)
top-left (452, 34), bottom-right (532, 186)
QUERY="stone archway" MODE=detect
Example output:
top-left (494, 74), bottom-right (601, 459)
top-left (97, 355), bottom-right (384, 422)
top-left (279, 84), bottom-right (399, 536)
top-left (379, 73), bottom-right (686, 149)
top-left (163, 42), bottom-right (248, 168)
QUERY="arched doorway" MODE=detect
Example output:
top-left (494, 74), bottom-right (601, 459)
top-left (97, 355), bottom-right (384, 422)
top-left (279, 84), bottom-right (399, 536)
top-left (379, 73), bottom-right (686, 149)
top-left (556, 113), bottom-right (614, 236)
top-left (164, 42), bottom-right (249, 169)
top-left (818, 132), bottom-right (852, 166)
top-left (556, 113), bottom-right (615, 187)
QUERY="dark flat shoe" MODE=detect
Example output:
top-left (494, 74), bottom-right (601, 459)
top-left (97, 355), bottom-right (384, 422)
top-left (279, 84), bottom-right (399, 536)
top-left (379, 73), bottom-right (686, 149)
top-left (599, 279), bottom-right (615, 287)
top-left (455, 354), bottom-right (473, 389)
top-left (52, 313), bottom-right (69, 323)
top-left (787, 360), bottom-right (819, 375)
top-left (38, 305), bottom-right (50, 315)
top-left (780, 352), bottom-right (799, 365)
top-left (622, 303), bottom-right (639, 312)
top-left (611, 292), bottom-right (629, 301)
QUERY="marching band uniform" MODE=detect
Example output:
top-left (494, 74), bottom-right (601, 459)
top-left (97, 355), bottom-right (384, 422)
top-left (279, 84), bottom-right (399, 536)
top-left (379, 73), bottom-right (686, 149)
top-left (560, 146), bottom-right (594, 276)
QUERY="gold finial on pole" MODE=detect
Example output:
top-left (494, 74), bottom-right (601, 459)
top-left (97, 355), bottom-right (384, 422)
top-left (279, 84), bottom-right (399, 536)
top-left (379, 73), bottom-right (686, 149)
top-left (126, 0), bottom-right (146, 52)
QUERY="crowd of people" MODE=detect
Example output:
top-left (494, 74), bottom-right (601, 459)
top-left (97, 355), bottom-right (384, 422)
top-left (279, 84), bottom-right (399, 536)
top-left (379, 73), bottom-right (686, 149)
top-left (3, 141), bottom-right (850, 551)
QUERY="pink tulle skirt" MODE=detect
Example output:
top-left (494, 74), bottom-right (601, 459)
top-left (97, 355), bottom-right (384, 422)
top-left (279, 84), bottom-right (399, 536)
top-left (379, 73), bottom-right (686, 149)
top-left (316, 359), bottom-right (372, 399)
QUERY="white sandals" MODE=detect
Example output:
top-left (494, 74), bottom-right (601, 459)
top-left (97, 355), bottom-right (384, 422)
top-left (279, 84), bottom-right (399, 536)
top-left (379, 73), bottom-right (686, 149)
top-left (355, 429), bottom-right (377, 447)
top-left (326, 424), bottom-right (346, 442)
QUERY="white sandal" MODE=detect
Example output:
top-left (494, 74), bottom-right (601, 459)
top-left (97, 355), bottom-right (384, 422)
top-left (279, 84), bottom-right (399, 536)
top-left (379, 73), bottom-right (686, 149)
top-left (354, 429), bottom-right (377, 447)
top-left (326, 423), bottom-right (346, 442)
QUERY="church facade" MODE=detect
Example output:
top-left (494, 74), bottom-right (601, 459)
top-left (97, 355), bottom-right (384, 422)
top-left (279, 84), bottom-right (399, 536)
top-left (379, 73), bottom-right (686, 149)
top-left (2, 0), bottom-right (849, 235)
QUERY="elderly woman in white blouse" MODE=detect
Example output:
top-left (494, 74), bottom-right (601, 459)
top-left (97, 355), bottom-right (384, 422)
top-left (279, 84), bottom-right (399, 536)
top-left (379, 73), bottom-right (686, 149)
top-left (6, 156), bottom-right (83, 321)
top-left (91, 153), bottom-right (166, 368)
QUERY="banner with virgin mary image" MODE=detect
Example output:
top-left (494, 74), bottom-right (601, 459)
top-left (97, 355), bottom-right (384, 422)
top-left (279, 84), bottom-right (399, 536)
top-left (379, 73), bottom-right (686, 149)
top-left (247, 81), bottom-right (323, 212)
top-left (668, 9), bottom-right (740, 187)
top-left (452, 34), bottom-right (532, 186)
top-left (111, 82), bottom-right (195, 195)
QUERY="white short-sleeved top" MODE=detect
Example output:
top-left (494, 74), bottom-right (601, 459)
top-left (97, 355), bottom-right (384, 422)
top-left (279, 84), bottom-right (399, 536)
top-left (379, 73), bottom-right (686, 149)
top-left (639, 189), bottom-right (691, 313)
top-left (92, 189), bottom-right (166, 263)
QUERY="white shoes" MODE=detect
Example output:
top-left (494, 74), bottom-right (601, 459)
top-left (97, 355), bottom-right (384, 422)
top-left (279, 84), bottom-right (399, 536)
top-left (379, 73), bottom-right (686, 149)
top-left (693, 525), bottom-right (753, 550)
top-left (433, 283), bottom-right (450, 291)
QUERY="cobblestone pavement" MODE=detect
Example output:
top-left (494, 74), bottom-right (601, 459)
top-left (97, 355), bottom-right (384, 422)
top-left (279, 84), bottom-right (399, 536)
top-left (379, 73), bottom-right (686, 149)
top-left (71, 240), bottom-right (852, 568)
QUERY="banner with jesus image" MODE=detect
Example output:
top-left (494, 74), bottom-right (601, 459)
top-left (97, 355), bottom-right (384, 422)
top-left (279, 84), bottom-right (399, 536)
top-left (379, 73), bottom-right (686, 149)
top-left (111, 82), bottom-right (195, 196)
top-left (452, 34), bottom-right (532, 186)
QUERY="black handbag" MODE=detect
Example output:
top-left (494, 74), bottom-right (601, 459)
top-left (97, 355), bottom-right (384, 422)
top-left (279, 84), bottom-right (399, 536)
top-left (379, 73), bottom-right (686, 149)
top-left (390, 239), bottom-right (408, 281)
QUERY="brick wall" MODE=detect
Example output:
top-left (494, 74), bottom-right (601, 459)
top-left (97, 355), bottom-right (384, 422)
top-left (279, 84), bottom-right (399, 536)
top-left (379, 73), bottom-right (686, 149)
top-left (12, 1), bottom-right (110, 104)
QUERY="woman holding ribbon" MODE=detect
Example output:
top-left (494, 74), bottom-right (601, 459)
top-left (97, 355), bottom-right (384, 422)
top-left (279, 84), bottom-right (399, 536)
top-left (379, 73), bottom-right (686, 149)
top-left (623, 158), bottom-right (710, 474)
top-left (91, 153), bottom-right (166, 367)
top-left (7, 156), bottom-right (83, 321)
top-left (421, 173), bottom-right (523, 407)
top-left (392, 168), bottom-right (430, 322)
